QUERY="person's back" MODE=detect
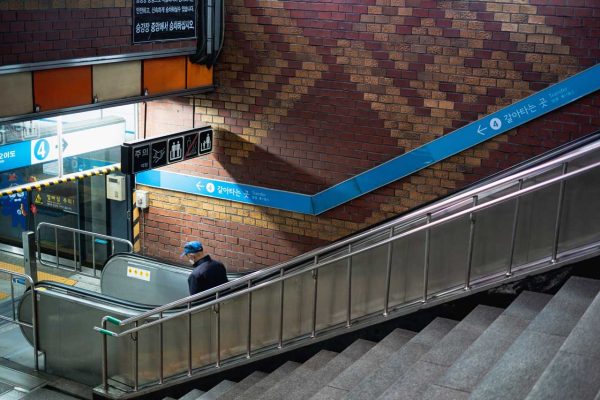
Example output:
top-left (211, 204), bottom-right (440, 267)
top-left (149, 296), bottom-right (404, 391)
top-left (181, 241), bottom-right (229, 296)
top-left (188, 254), bottom-right (228, 295)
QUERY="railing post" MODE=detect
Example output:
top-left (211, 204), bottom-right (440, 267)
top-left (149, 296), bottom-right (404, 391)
top-left (92, 235), bottom-right (97, 277)
top-left (423, 213), bottom-right (432, 302)
top-left (72, 230), bottom-right (77, 271)
top-left (54, 227), bottom-right (59, 269)
top-left (215, 292), bottom-right (221, 368)
top-left (246, 281), bottom-right (252, 358)
top-left (29, 277), bottom-right (39, 371)
top-left (507, 179), bottom-right (523, 277)
top-left (159, 312), bottom-right (164, 384)
top-left (278, 269), bottom-right (284, 348)
top-left (23, 231), bottom-right (38, 284)
top-left (552, 163), bottom-right (568, 263)
top-left (134, 321), bottom-right (139, 391)
top-left (464, 196), bottom-right (478, 290)
top-left (346, 244), bottom-right (352, 328)
top-left (187, 302), bottom-right (192, 376)
top-left (102, 319), bottom-right (108, 392)
top-left (383, 228), bottom-right (394, 317)
top-left (311, 255), bottom-right (318, 338)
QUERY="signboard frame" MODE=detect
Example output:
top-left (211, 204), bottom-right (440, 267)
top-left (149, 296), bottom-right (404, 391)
top-left (121, 126), bottom-right (213, 175)
top-left (132, 0), bottom-right (198, 44)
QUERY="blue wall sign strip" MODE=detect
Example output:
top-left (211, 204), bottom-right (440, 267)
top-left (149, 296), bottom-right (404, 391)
top-left (136, 63), bottom-right (600, 215)
top-left (137, 170), bottom-right (314, 214)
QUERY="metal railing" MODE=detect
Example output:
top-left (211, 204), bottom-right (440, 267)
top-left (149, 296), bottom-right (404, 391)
top-left (36, 223), bottom-right (133, 278)
top-left (95, 137), bottom-right (600, 394)
top-left (0, 269), bottom-right (39, 370)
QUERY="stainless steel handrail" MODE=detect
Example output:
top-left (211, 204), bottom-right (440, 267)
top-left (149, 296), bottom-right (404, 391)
top-left (0, 269), bottom-right (39, 371)
top-left (36, 222), bottom-right (133, 277)
top-left (96, 140), bottom-right (600, 393)
top-left (101, 139), bottom-right (600, 321)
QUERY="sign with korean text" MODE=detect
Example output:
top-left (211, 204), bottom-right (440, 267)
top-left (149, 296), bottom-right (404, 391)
top-left (133, 0), bottom-right (196, 43)
top-left (121, 127), bottom-right (212, 174)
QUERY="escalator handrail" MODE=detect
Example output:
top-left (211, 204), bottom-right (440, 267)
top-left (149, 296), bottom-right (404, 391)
top-left (108, 133), bottom-right (600, 328)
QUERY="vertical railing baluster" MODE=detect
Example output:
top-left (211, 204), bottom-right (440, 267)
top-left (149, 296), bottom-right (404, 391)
top-left (278, 269), bottom-right (284, 348)
top-left (423, 214), bottom-right (432, 302)
top-left (55, 227), bottom-right (59, 269)
top-left (552, 163), bottom-right (568, 263)
top-left (92, 235), bottom-right (97, 277)
top-left (383, 228), bottom-right (394, 317)
top-left (134, 321), bottom-right (139, 391)
top-left (507, 179), bottom-right (524, 277)
top-left (31, 281), bottom-right (39, 371)
top-left (246, 281), bottom-right (252, 358)
top-left (159, 311), bottom-right (164, 384)
top-left (102, 319), bottom-right (108, 391)
top-left (10, 274), bottom-right (15, 320)
top-left (311, 256), bottom-right (318, 338)
top-left (464, 196), bottom-right (478, 290)
top-left (215, 292), bottom-right (221, 368)
top-left (346, 244), bottom-right (352, 328)
top-left (187, 302), bottom-right (192, 376)
top-left (72, 231), bottom-right (77, 271)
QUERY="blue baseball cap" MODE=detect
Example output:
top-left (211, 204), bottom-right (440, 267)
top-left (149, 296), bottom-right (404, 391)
top-left (181, 241), bottom-right (203, 257)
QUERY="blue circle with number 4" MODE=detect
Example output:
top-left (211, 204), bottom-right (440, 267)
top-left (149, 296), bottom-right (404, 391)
top-left (33, 139), bottom-right (49, 161)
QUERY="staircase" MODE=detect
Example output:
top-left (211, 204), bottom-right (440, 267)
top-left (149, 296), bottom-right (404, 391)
top-left (164, 275), bottom-right (600, 400)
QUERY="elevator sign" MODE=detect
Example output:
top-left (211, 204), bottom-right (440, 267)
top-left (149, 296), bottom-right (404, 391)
top-left (121, 127), bottom-right (213, 174)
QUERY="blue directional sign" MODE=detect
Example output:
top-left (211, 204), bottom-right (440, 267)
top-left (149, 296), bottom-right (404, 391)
top-left (136, 63), bottom-right (600, 215)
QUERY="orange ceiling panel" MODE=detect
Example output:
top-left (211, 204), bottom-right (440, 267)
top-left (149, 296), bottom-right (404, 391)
top-left (143, 56), bottom-right (187, 95)
top-left (33, 66), bottom-right (92, 111)
top-left (186, 60), bottom-right (213, 89)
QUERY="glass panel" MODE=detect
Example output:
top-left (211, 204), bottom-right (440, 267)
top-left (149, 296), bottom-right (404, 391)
top-left (350, 232), bottom-right (389, 320)
top-left (470, 182), bottom-right (520, 281)
top-left (315, 256), bottom-right (347, 331)
top-left (250, 283), bottom-right (281, 350)
top-left (220, 295), bottom-right (249, 360)
top-left (512, 184), bottom-right (560, 268)
top-left (428, 215), bottom-right (471, 295)
top-left (558, 167), bottom-right (600, 253)
top-left (282, 270), bottom-right (313, 342)
top-left (389, 229), bottom-right (426, 308)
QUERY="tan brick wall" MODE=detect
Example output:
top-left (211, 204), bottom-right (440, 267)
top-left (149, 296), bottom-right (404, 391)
top-left (139, 0), bottom-right (600, 271)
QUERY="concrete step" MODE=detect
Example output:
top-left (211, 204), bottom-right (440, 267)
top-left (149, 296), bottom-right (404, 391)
top-left (20, 387), bottom-right (80, 399)
top-left (179, 389), bottom-right (205, 400)
top-left (258, 350), bottom-right (338, 400)
top-left (196, 380), bottom-right (235, 400)
top-left (376, 305), bottom-right (504, 400)
top-left (469, 276), bottom-right (600, 400)
top-left (283, 339), bottom-right (375, 400)
top-left (311, 328), bottom-right (415, 399)
top-left (427, 291), bottom-right (552, 397)
top-left (217, 371), bottom-right (266, 400)
top-left (233, 360), bottom-right (299, 400)
top-left (346, 317), bottom-right (458, 400)
top-left (526, 288), bottom-right (600, 400)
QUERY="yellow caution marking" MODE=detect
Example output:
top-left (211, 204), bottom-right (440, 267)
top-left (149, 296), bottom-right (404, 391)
top-left (0, 261), bottom-right (77, 286)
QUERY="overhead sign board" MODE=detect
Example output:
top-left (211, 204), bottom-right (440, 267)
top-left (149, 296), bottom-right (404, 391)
top-left (121, 127), bottom-right (213, 175)
top-left (133, 0), bottom-right (197, 43)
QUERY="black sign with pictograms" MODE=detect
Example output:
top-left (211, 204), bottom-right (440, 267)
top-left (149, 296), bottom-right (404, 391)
top-left (121, 127), bottom-right (213, 174)
top-left (150, 141), bottom-right (168, 169)
top-left (184, 133), bottom-right (199, 159)
top-left (133, 0), bottom-right (197, 43)
top-left (132, 144), bottom-right (150, 173)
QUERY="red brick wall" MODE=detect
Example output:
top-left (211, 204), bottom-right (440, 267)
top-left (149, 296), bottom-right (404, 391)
top-left (137, 0), bottom-right (600, 271)
top-left (0, 1), bottom-right (195, 66)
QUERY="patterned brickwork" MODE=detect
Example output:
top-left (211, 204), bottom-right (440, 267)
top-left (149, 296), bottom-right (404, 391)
top-left (0, 1), bottom-right (195, 65)
top-left (137, 0), bottom-right (600, 271)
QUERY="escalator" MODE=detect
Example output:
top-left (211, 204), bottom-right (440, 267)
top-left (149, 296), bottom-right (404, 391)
top-left (15, 131), bottom-right (600, 398)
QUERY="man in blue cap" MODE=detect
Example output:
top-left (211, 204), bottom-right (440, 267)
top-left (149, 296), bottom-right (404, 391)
top-left (181, 241), bottom-right (228, 295)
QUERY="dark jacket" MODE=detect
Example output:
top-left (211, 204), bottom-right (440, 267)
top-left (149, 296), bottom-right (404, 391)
top-left (188, 255), bottom-right (228, 295)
